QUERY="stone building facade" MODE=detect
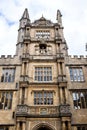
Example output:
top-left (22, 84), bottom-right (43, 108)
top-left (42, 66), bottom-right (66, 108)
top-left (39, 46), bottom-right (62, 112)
top-left (0, 8), bottom-right (87, 130)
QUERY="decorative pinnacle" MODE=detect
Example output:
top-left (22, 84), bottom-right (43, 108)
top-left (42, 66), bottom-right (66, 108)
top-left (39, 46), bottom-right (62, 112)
top-left (56, 10), bottom-right (62, 25)
top-left (21, 8), bottom-right (30, 20)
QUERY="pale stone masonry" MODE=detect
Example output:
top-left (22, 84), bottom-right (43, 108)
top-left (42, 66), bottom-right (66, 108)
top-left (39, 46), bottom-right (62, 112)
top-left (0, 8), bottom-right (87, 130)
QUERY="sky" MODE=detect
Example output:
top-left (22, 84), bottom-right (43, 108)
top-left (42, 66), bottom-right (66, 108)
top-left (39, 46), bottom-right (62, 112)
top-left (0, 0), bottom-right (87, 56)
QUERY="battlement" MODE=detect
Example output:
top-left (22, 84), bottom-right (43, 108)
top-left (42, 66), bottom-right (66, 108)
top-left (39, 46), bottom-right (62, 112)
top-left (65, 55), bottom-right (87, 65)
top-left (0, 55), bottom-right (21, 65)
top-left (68, 55), bottom-right (87, 59)
top-left (0, 55), bottom-right (17, 59)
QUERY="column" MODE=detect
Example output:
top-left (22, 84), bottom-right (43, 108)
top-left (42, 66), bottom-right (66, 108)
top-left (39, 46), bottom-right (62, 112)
top-left (26, 43), bottom-right (28, 53)
top-left (22, 122), bottom-right (26, 130)
top-left (62, 62), bottom-right (65, 75)
top-left (60, 88), bottom-right (63, 104)
top-left (60, 62), bottom-right (63, 75)
top-left (16, 122), bottom-right (20, 130)
top-left (26, 62), bottom-right (29, 75)
top-left (23, 44), bottom-right (26, 53)
top-left (27, 43), bottom-right (29, 53)
top-left (22, 63), bottom-right (24, 75)
top-left (19, 88), bottom-right (22, 104)
top-left (68, 121), bottom-right (71, 130)
top-left (65, 88), bottom-right (68, 104)
top-left (56, 44), bottom-right (59, 53)
top-left (58, 63), bottom-right (61, 75)
top-left (58, 43), bottom-right (60, 52)
top-left (62, 87), bottom-right (66, 104)
top-left (74, 126), bottom-right (77, 130)
top-left (62, 121), bottom-right (66, 130)
top-left (25, 88), bottom-right (28, 104)
top-left (24, 62), bottom-right (26, 75)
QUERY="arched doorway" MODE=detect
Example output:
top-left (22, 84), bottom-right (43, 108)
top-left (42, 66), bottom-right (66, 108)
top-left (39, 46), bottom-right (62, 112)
top-left (37, 126), bottom-right (52, 130)
top-left (32, 123), bottom-right (55, 130)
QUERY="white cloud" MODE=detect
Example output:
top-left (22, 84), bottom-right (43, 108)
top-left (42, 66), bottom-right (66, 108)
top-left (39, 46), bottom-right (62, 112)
top-left (0, 0), bottom-right (87, 55)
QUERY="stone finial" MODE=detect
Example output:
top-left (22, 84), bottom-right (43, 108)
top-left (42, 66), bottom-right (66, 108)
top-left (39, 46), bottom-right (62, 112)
top-left (22, 8), bottom-right (29, 19)
top-left (56, 10), bottom-right (62, 25)
top-left (21, 8), bottom-right (30, 22)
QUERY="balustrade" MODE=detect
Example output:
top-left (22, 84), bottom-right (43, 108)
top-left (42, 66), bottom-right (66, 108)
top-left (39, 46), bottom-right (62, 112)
top-left (57, 53), bottom-right (64, 59)
top-left (58, 75), bottom-right (66, 82)
top-left (19, 75), bottom-right (29, 82)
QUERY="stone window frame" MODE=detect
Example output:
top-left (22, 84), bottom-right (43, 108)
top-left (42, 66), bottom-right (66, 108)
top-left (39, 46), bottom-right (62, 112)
top-left (0, 127), bottom-right (9, 130)
top-left (1, 68), bottom-right (15, 83)
top-left (77, 126), bottom-right (87, 130)
top-left (69, 67), bottom-right (84, 82)
top-left (0, 91), bottom-right (13, 110)
top-left (34, 90), bottom-right (53, 105)
top-left (35, 30), bottom-right (50, 39)
top-left (72, 90), bottom-right (87, 109)
top-left (34, 66), bottom-right (52, 82)
top-left (35, 44), bottom-right (52, 55)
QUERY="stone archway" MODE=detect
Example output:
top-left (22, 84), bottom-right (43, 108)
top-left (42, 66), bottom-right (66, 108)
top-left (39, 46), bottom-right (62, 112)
top-left (32, 123), bottom-right (56, 130)
top-left (37, 126), bottom-right (52, 130)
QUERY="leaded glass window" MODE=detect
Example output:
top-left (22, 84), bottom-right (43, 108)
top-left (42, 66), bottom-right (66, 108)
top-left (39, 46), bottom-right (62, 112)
top-left (72, 91), bottom-right (87, 109)
top-left (1, 68), bottom-right (15, 82)
top-left (34, 91), bottom-right (53, 105)
top-left (69, 67), bottom-right (84, 82)
top-left (0, 127), bottom-right (9, 130)
top-left (35, 67), bottom-right (52, 82)
top-left (0, 91), bottom-right (13, 110)
top-left (36, 30), bottom-right (50, 39)
top-left (77, 126), bottom-right (87, 130)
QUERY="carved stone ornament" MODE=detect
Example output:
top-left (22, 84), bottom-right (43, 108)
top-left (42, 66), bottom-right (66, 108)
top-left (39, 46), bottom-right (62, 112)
top-left (16, 105), bottom-right (28, 113)
top-left (59, 104), bottom-right (71, 114)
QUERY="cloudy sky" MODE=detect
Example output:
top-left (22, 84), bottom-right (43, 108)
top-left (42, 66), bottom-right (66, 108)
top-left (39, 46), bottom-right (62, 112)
top-left (0, 0), bottom-right (87, 56)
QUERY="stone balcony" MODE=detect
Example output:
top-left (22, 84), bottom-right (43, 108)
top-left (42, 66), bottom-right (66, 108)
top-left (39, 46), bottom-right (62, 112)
top-left (21, 53), bottom-right (65, 61)
top-left (16, 105), bottom-right (59, 117)
top-left (58, 75), bottom-right (66, 82)
top-left (56, 53), bottom-right (64, 59)
top-left (58, 75), bottom-right (67, 87)
top-left (16, 104), bottom-right (72, 118)
top-left (21, 54), bottom-right (56, 61)
top-left (24, 36), bottom-right (31, 41)
top-left (19, 75), bottom-right (29, 85)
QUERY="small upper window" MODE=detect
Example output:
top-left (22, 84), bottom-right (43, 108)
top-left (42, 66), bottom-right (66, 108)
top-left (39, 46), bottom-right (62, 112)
top-left (69, 67), bottom-right (84, 82)
top-left (39, 44), bottom-right (47, 54)
top-left (35, 44), bottom-right (52, 55)
top-left (1, 68), bottom-right (15, 82)
top-left (36, 30), bottom-right (50, 39)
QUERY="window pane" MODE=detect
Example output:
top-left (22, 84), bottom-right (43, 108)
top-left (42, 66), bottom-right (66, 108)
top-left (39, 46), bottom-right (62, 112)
top-left (1, 68), bottom-right (15, 82)
top-left (0, 91), bottom-right (13, 110)
top-left (72, 91), bottom-right (87, 109)
top-left (69, 68), bottom-right (84, 82)
top-left (34, 91), bottom-right (53, 105)
top-left (35, 67), bottom-right (52, 82)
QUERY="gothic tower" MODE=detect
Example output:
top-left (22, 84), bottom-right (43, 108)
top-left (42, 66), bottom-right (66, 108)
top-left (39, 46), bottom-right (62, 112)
top-left (16, 8), bottom-right (71, 130)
